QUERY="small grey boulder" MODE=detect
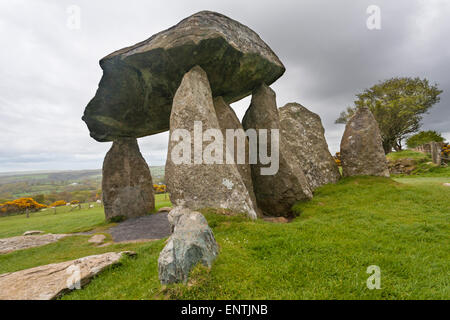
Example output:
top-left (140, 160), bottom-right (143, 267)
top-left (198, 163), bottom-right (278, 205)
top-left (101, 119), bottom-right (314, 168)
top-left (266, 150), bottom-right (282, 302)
top-left (158, 207), bottom-right (219, 285)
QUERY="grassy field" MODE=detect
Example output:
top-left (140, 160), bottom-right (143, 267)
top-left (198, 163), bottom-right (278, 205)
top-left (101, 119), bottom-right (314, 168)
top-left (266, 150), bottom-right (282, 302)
top-left (386, 150), bottom-right (431, 162)
top-left (0, 193), bottom-right (171, 238)
top-left (0, 167), bottom-right (166, 199)
top-left (1, 176), bottom-right (448, 300)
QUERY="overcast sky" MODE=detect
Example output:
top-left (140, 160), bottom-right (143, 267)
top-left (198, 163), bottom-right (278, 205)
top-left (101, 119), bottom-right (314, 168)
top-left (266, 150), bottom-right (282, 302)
top-left (0, 0), bottom-right (448, 172)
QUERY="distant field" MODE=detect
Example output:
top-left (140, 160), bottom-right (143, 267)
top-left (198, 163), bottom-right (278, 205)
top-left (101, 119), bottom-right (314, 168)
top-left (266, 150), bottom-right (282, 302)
top-left (0, 166), bottom-right (165, 200)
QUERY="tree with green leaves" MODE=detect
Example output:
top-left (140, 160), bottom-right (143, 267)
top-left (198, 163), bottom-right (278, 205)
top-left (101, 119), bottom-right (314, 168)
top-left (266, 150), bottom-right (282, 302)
top-left (406, 130), bottom-right (445, 149)
top-left (336, 77), bottom-right (442, 154)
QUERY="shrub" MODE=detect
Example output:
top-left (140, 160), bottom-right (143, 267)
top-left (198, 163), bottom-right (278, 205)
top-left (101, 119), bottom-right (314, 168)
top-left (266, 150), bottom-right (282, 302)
top-left (49, 200), bottom-right (67, 207)
top-left (333, 152), bottom-right (341, 166)
top-left (406, 131), bottom-right (444, 149)
top-left (0, 198), bottom-right (47, 216)
top-left (153, 184), bottom-right (167, 194)
top-left (441, 144), bottom-right (450, 158)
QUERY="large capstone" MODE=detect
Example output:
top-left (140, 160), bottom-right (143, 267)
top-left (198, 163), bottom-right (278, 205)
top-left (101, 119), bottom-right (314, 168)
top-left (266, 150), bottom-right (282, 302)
top-left (340, 107), bottom-right (390, 177)
top-left (83, 11), bottom-right (285, 142)
top-left (165, 66), bottom-right (258, 219)
top-left (242, 85), bottom-right (313, 217)
top-left (158, 207), bottom-right (219, 285)
top-left (279, 103), bottom-right (340, 190)
top-left (102, 138), bottom-right (155, 220)
top-left (213, 96), bottom-right (260, 216)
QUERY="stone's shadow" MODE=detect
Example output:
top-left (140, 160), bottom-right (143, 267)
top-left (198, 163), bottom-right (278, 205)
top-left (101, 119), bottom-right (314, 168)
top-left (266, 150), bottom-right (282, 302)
top-left (108, 212), bottom-right (171, 243)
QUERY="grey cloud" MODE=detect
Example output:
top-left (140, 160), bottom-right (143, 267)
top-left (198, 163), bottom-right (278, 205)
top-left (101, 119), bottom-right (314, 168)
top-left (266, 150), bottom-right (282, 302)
top-left (0, 0), bottom-right (448, 171)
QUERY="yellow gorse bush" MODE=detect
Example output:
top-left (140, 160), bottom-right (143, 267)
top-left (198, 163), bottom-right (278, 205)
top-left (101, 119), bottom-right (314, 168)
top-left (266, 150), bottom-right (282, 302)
top-left (49, 200), bottom-right (67, 207)
top-left (0, 197), bottom-right (47, 215)
top-left (153, 184), bottom-right (167, 194)
top-left (334, 152), bottom-right (342, 166)
top-left (441, 144), bottom-right (450, 157)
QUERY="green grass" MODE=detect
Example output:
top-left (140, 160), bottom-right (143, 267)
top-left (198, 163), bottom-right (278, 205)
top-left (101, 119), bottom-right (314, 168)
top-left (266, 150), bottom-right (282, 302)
top-left (394, 177), bottom-right (450, 186)
top-left (0, 204), bottom-right (107, 238)
top-left (154, 193), bottom-right (171, 211)
top-left (68, 177), bottom-right (449, 299)
top-left (402, 165), bottom-right (450, 177)
top-left (1, 177), bottom-right (448, 299)
top-left (386, 150), bottom-right (430, 162)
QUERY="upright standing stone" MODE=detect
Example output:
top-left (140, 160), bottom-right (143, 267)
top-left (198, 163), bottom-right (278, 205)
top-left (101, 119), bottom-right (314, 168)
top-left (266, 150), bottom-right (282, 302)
top-left (340, 107), bottom-right (390, 177)
top-left (430, 142), bottom-right (442, 165)
top-left (102, 138), bottom-right (155, 220)
top-left (279, 103), bottom-right (340, 190)
top-left (242, 84), bottom-right (313, 217)
top-left (165, 66), bottom-right (258, 219)
top-left (213, 97), bottom-right (260, 216)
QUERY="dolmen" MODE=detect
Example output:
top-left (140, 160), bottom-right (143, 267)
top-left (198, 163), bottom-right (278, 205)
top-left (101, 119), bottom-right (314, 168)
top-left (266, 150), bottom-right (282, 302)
top-left (83, 11), bottom-right (347, 222)
top-left (81, 10), bottom-right (400, 285)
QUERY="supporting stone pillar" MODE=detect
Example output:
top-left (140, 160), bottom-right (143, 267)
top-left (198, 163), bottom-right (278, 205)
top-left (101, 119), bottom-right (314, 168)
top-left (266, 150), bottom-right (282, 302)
top-left (165, 66), bottom-right (258, 219)
top-left (279, 103), bottom-right (340, 190)
top-left (242, 84), bottom-right (313, 217)
top-left (213, 96), bottom-right (261, 217)
top-left (102, 138), bottom-right (155, 221)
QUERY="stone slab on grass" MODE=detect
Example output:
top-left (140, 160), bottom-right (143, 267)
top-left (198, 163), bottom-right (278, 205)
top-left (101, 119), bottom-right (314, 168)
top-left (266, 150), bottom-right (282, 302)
top-left (0, 251), bottom-right (136, 300)
top-left (0, 234), bottom-right (69, 254)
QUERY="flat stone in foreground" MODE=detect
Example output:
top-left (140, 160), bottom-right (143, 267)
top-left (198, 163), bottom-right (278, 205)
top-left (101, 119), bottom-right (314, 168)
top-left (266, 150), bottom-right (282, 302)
top-left (88, 234), bottom-right (106, 245)
top-left (0, 251), bottom-right (136, 300)
top-left (23, 230), bottom-right (44, 236)
top-left (0, 234), bottom-right (69, 254)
